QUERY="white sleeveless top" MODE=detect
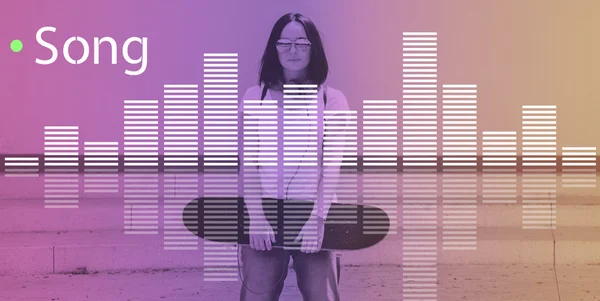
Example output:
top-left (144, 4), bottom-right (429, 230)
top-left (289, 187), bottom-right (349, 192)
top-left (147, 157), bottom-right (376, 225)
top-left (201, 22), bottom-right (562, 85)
top-left (240, 84), bottom-right (350, 218)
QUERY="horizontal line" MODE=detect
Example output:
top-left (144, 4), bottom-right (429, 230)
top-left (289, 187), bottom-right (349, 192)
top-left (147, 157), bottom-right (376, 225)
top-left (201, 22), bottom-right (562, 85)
top-left (442, 84), bottom-right (476, 88)
top-left (164, 84), bottom-right (198, 88)
top-left (403, 32), bottom-right (437, 35)
top-left (204, 53), bottom-right (238, 57)
top-left (522, 105), bottom-right (556, 109)
top-left (44, 126), bottom-right (78, 130)
top-left (402, 61), bottom-right (438, 65)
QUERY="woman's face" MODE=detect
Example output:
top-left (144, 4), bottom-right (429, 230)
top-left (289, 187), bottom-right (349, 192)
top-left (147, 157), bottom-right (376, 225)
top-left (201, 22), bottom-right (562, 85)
top-left (277, 21), bottom-right (311, 73)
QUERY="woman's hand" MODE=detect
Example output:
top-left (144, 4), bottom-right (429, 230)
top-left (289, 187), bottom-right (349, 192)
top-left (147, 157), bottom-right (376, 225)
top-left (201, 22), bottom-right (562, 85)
top-left (248, 215), bottom-right (276, 251)
top-left (294, 215), bottom-right (325, 253)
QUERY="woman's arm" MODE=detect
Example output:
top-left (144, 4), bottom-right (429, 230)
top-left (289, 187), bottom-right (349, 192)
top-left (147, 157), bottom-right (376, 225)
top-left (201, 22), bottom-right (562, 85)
top-left (313, 88), bottom-right (351, 220)
top-left (239, 87), bottom-right (267, 221)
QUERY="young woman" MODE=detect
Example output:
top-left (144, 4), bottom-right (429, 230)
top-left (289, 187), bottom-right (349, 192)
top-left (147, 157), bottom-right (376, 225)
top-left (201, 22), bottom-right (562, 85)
top-left (238, 13), bottom-right (349, 301)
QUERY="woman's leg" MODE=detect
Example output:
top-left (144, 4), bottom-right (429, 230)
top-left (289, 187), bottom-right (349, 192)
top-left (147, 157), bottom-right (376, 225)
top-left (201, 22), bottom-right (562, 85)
top-left (239, 245), bottom-right (291, 301)
top-left (292, 250), bottom-right (341, 301)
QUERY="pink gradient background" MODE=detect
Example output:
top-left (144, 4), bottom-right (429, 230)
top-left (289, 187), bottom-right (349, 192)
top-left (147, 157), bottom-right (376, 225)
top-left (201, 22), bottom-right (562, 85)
top-left (1, 0), bottom-right (599, 154)
top-left (1, 1), bottom-right (600, 300)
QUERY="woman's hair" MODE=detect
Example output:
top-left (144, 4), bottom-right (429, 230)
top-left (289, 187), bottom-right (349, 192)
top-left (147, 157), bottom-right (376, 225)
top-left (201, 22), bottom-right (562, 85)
top-left (259, 13), bottom-right (329, 89)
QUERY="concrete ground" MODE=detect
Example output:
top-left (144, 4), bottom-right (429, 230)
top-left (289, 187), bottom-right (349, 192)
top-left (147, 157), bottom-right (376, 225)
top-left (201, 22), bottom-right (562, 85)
top-left (2, 172), bottom-right (599, 300)
top-left (3, 263), bottom-right (600, 301)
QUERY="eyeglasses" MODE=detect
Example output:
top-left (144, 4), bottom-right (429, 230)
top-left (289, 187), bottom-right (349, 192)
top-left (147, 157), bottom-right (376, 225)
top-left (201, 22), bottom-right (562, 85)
top-left (276, 38), bottom-right (312, 53)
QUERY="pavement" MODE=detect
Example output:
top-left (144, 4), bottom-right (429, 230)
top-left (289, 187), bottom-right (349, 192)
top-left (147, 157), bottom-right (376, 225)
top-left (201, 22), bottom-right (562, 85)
top-left (2, 172), bottom-right (600, 300)
top-left (3, 263), bottom-right (600, 301)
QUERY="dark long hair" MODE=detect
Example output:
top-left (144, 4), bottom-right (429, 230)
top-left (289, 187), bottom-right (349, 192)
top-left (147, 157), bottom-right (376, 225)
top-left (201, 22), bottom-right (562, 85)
top-left (259, 13), bottom-right (329, 89)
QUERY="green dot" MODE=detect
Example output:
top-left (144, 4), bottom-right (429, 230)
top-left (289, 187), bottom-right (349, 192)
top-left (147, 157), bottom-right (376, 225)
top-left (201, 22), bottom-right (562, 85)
top-left (11, 40), bottom-right (23, 52)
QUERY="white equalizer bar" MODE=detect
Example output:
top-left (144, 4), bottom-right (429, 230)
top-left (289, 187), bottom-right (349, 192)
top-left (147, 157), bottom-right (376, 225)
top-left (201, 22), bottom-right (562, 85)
top-left (561, 146), bottom-right (596, 188)
top-left (402, 31), bottom-right (439, 301)
top-left (83, 142), bottom-right (119, 194)
top-left (202, 52), bottom-right (239, 282)
top-left (123, 100), bottom-right (159, 235)
top-left (163, 83), bottom-right (200, 251)
top-left (482, 132), bottom-right (517, 204)
top-left (4, 156), bottom-right (39, 177)
top-left (44, 126), bottom-right (80, 209)
top-left (325, 111), bottom-right (358, 224)
top-left (441, 84), bottom-right (478, 251)
top-left (362, 100), bottom-right (398, 235)
top-left (521, 105), bottom-right (557, 230)
top-left (282, 84), bottom-right (318, 248)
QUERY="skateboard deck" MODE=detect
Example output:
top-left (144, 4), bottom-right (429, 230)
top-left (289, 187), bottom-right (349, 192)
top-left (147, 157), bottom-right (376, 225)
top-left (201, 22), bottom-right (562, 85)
top-left (182, 197), bottom-right (390, 251)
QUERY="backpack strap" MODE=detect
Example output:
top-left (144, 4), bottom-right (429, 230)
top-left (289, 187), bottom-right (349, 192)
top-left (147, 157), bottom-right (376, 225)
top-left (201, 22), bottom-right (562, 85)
top-left (316, 85), bottom-right (325, 220)
top-left (261, 84), bottom-right (268, 101)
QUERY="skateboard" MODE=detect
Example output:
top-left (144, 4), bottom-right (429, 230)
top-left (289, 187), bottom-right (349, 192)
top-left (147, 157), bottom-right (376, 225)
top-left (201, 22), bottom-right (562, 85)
top-left (182, 197), bottom-right (390, 251)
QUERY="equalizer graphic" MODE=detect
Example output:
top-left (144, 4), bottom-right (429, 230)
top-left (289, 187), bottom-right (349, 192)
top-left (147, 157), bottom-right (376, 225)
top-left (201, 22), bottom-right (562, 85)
top-left (401, 31), bottom-right (439, 301)
top-left (162, 83), bottom-right (199, 251)
top-left (43, 126), bottom-right (80, 209)
top-left (123, 99), bottom-right (159, 235)
top-left (1, 31), bottom-right (599, 300)
top-left (83, 142), bottom-right (119, 194)
top-left (202, 53), bottom-right (240, 281)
